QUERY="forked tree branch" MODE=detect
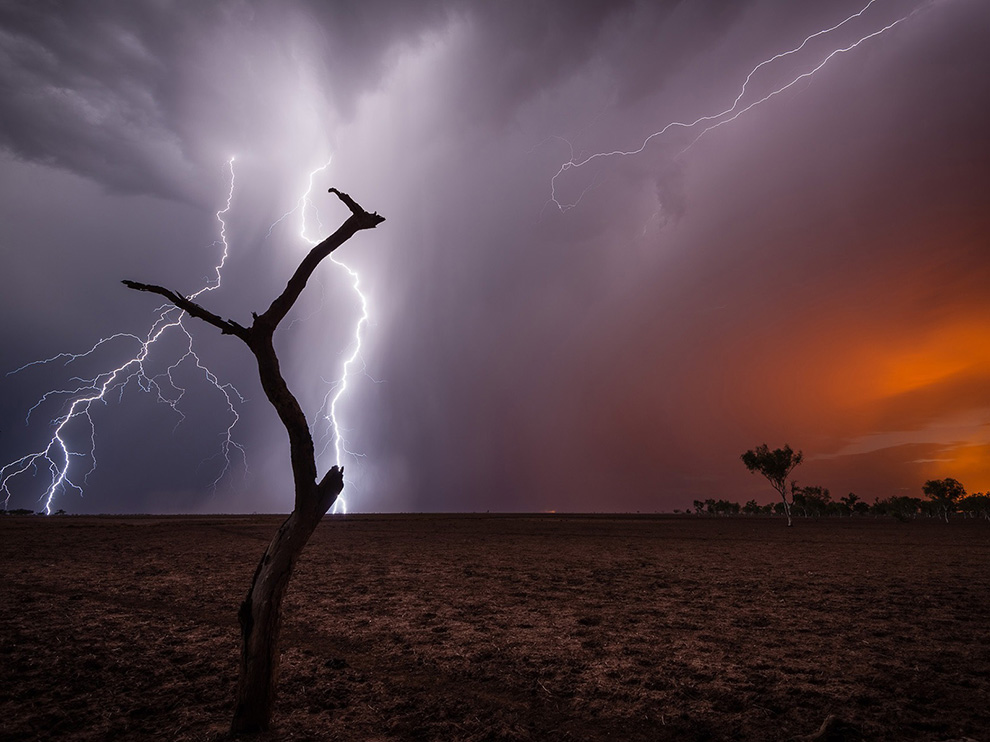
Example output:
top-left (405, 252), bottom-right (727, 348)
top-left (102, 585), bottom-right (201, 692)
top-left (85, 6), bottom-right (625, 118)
top-left (328, 187), bottom-right (366, 216)
top-left (256, 188), bottom-right (385, 331)
top-left (122, 188), bottom-right (382, 342)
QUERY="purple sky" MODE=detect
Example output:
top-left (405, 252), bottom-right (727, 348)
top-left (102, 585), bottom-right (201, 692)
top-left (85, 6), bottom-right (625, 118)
top-left (2, 0), bottom-right (989, 514)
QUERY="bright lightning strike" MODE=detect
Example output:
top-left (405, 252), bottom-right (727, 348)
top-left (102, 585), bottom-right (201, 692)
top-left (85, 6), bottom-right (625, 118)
top-left (1, 159), bottom-right (246, 514)
top-left (549, 0), bottom-right (924, 211)
top-left (269, 158), bottom-right (373, 516)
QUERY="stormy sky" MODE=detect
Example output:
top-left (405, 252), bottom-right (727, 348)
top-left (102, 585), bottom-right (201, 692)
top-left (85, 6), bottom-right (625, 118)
top-left (1, 0), bottom-right (988, 514)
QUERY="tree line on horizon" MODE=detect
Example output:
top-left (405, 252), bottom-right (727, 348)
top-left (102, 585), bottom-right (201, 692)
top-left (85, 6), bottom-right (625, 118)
top-left (730, 443), bottom-right (990, 524)
top-left (690, 487), bottom-right (990, 521)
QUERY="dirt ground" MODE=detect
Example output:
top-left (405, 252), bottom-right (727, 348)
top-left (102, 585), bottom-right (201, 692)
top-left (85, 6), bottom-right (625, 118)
top-left (1, 514), bottom-right (987, 741)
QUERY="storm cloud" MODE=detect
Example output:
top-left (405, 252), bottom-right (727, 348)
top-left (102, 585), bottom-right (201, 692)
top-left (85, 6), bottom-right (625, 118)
top-left (2, 0), bottom-right (989, 513)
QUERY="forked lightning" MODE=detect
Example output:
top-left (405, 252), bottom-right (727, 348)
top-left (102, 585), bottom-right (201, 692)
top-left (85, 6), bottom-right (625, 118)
top-left (1, 160), bottom-right (245, 513)
top-left (550, 0), bottom-right (925, 211)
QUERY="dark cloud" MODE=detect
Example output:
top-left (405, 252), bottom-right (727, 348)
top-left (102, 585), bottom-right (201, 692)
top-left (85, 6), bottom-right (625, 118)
top-left (0, 2), bottom-right (207, 199)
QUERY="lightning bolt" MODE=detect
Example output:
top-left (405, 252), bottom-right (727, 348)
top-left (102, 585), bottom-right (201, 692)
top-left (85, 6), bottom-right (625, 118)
top-left (549, 0), bottom-right (925, 211)
top-left (267, 158), bottom-right (374, 516)
top-left (1, 159), bottom-right (245, 514)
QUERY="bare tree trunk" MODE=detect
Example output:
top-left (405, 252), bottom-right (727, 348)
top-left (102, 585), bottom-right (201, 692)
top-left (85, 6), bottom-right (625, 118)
top-left (779, 492), bottom-right (793, 527)
top-left (231, 512), bottom-right (311, 733)
top-left (230, 488), bottom-right (339, 733)
top-left (123, 188), bottom-right (384, 736)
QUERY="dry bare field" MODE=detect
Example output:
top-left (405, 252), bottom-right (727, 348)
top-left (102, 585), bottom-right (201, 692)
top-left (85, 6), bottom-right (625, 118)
top-left (1, 514), bottom-right (988, 741)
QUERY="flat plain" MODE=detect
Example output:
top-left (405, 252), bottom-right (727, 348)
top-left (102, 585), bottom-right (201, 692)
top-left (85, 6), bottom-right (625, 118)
top-left (1, 514), bottom-right (987, 741)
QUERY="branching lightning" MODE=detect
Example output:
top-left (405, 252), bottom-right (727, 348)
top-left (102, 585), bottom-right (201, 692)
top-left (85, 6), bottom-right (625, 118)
top-left (549, 0), bottom-right (924, 211)
top-left (1, 159), bottom-right (245, 514)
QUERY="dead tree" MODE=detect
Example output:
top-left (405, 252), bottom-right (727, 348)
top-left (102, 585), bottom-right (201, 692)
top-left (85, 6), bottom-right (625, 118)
top-left (123, 188), bottom-right (384, 734)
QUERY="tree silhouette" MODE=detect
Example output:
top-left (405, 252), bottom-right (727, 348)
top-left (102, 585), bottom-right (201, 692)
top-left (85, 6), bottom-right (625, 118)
top-left (958, 492), bottom-right (990, 520)
top-left (871, 495), bottom-right (923, 520)
top-left (922, 477), bottom-right (966, 523)
top-left (791, 484), bottom-right (830, 518)
top-left (740, 444), bottom-right (803, 526)
top-left (124, 187), bottom-right (384, 734)
top-left (839, 492), bottom-right (860, 516)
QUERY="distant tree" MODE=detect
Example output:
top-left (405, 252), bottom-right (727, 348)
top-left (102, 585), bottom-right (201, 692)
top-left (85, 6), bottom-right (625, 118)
top-left (792, 484), bottom-right (830, 518)
top-left (919, 498), bottom-right (940, 519)
top-left (715, 499), bottom-right (741, 515)
top-left (872, 495), bottom-right (923, 521)
top-left (743, 499), bottom-right (761, 515)
top-left (124, 188), bottom-right (384, 733)
top-left (741, 444), bottom-right (803, 526)
top-left (958, 492), bottom-right (990, 520)
top-left (923, 478), bottom-right (966, 522)
top-left (691, 499), bottom-right (744, 516)
top-left (839, 492), bottom-right (859, 516)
